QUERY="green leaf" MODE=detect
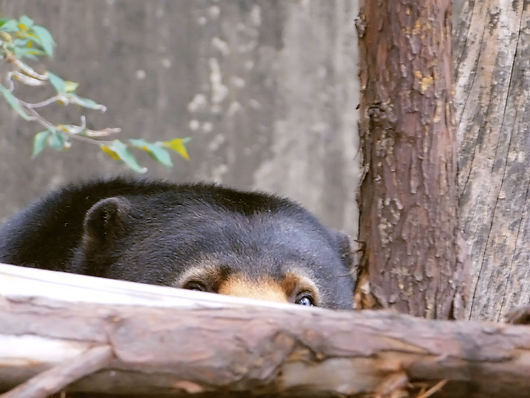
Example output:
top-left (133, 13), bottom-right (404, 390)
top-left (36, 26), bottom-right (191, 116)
top-left (32, 130), bottom-right (52, 158)
top-left (162, 138), bottom-right (190, 160)
top-left (12, 45), bottom-right (46, 60)
top-left (48, 131), bottom-right (68, 151)
top-left (15, 52), bottom-right (40, 61)
top-left (149, 146), bottom-right (172, 167)
top-left (19, 16), bottom-right (35, 29)
top-left (0, 84), bottom-right (31, 120)
top-left (0, 20), bottom-right (19, 33)
top-left (31, 25), bottom-right (55, 57)
top-left (109, 140), bottom-right (147, 173)
top-left (64, 81), bottom-right (78, 93)
top-left (12, 46), bottom-right (29, 58)
top-left (67, 94), bottom-right (105, 110)
top-left (13, 38), bottom-right (30, 47)
top-left (129, 138), bottom-right (149, 148)
top-left (130, 139), bottom-right (172, 167)
top-left (48, 72), bottom-right (66, 93)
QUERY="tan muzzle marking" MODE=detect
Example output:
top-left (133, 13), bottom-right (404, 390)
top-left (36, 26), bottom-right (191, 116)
top-left (218, 275), bottom-right (289, 303)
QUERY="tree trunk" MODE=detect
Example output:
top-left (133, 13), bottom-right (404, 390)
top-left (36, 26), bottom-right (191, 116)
top-left (2, 263), bottom-right (530, 398)
top-left (454, 0), bottom-right (530, 322)
top-left (357, 1), bottom-right (464, 318)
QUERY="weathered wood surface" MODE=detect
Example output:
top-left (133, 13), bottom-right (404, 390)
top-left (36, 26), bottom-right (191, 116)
top-left (357, 0), bottom-right (463, 319)
top-left (454, 0), bottom-right (530, 321)
top-left (1, 263), bottom-right (530, 398)
top-left (1, 346), bottom-right (114, 398)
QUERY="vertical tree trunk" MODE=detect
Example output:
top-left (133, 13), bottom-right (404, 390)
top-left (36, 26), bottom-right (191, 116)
top-left (454, 0), bottom-right (530, 321)
top-left (357, 1), bottom-right (464, 319)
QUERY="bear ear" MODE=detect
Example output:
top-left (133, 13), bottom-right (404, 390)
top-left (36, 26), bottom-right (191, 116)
top-left (83, 197), bottom-right (130, 249)
top-left (331, 230), bottom-right (359, 278)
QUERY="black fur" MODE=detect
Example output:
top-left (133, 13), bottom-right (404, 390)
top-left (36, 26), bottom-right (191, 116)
top-left (0, 177), bottom-right (355, 309)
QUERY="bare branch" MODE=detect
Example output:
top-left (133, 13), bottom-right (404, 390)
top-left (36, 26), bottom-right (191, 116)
top-left (18, 95), bottom-right (63, 109)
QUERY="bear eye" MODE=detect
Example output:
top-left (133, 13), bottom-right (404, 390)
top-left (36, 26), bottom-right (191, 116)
top-left (295, 293), bottom-right (315, 307)
top-left (183, 281), bottom-right (208, 292)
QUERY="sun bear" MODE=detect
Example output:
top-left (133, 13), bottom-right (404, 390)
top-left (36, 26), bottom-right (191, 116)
top-left (0, 177), bottom-right (355, 309)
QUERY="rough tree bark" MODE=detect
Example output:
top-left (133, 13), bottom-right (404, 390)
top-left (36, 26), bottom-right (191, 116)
top-left (454, 0), bottom-right (530, 321)
top-left (357, 1), bottom-right (464, 318)
top-left (2, 263), bottom-right (530, 398)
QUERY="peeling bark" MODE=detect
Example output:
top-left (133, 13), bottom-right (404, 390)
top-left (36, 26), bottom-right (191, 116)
top-left (357, 1), bottom-right (463, 318)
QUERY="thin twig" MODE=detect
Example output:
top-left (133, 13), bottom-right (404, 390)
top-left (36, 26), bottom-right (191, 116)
top-left (416, 380), bottom-right (448, 398)
top-left (24, 107), bottom-right (53, 129)
top-left (83, 127), bottom-right (122, 137)
top-left (67, 131), bottom-right (113, 145)
top-left (21, 105), bottom-right (115, 145)
top-left (6, 50), bottom-right (48, 80)
top-left (18, 95), bottom-right (63, 109)
top-left (1, 47), bottom-right (129, 152)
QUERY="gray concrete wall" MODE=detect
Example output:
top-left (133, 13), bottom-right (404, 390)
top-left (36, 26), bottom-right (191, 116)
top-left (0, 0), bottom-right (360, 235)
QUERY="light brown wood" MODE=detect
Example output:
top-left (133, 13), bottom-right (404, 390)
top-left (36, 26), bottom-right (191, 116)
top-left (454, 0), bottom-right (530, 321)
top-left (0, 346), bottom-right (113, 398)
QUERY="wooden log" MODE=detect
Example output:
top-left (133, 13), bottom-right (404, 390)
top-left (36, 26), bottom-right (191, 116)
top-left (1, 263), bottom-right (530, 398)
top-left (1, 346), bottom-right (113, 398)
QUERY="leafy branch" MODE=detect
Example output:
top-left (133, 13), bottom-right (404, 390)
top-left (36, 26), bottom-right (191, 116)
top-left (0, 15), bottom-right (190, 173)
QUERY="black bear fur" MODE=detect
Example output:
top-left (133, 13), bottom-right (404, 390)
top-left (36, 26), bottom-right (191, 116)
top-left (0, 177), bottom-right (355, 309)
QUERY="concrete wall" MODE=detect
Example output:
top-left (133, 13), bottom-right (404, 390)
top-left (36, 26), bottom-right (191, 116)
top-left (0, 1), bottom-right (360, 235)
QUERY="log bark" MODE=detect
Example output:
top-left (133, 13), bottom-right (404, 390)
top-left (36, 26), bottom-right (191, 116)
top-left (357, 1), bottom-right (464, 318)
top-left (454, 0), bottom-right (530, 322)
top-left (1, 263), bottom-right (530, 398)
